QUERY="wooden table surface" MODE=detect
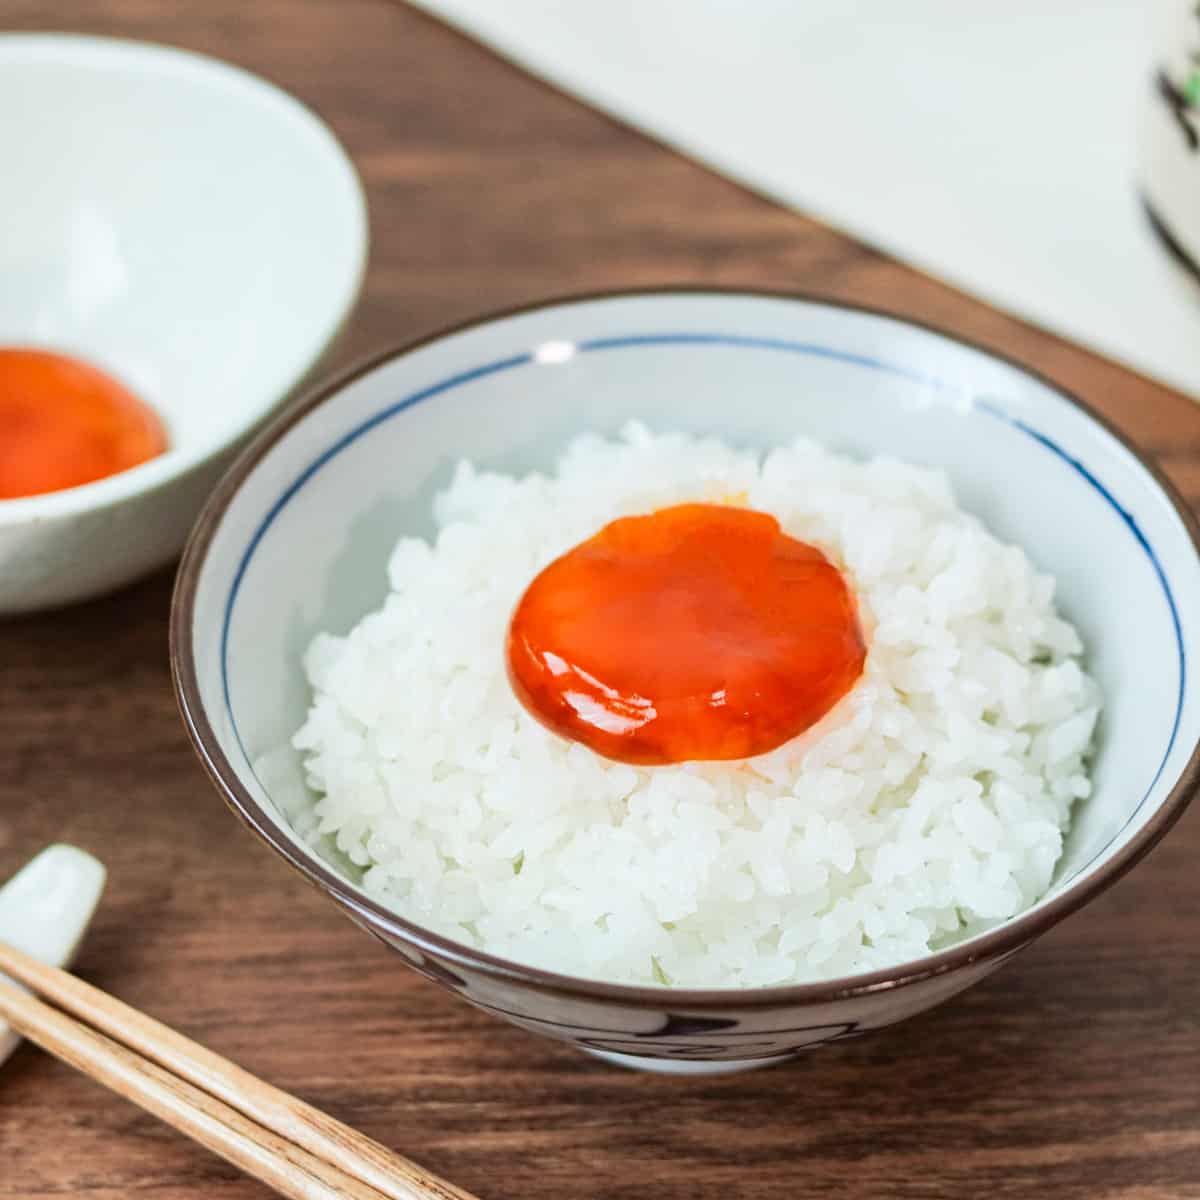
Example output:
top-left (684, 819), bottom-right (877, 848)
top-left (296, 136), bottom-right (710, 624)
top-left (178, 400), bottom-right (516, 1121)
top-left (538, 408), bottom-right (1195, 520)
top-left (3, 3), bottom-right (1199, 1197)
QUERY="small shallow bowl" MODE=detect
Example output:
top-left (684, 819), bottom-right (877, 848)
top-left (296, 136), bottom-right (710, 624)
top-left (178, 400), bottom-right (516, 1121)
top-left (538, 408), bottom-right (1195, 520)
top-left (0, 35), bottom-right (366, 614)
top-left (172, 289), bottom-right (1200, 1074)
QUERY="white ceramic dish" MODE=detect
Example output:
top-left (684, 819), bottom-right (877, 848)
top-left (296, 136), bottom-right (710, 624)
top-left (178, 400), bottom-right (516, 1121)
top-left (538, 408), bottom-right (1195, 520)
top-left (173, 290), bottom-right (1200, 1073)
top-left (0, 34), bottom-right (367, 614)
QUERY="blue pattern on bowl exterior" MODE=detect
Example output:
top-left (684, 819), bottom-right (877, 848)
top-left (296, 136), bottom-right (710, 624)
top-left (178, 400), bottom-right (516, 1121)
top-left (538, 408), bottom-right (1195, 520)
top-left (171, 290), bottom-right (1200, 1074)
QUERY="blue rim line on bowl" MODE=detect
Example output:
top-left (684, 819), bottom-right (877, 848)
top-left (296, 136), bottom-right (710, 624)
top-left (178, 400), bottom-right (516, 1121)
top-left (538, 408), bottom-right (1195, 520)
top-left (171, 287), bottom-right (1200, 1009)
top-left (218, 331), bottom-right (1186, 879)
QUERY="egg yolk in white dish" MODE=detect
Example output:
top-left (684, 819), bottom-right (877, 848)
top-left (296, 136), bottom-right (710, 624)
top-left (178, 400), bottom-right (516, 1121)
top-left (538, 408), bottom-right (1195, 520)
top-left (506, 502), bottom-right (867, 765)
top-left (0, 348), bottom-right (168, 500)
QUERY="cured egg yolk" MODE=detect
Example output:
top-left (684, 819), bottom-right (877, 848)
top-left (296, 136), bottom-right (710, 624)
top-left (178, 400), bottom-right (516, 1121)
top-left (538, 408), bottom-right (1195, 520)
top-left (0, 348), bottom-right (168, 500)
top-left (506, 503), bottom-right (866, 765)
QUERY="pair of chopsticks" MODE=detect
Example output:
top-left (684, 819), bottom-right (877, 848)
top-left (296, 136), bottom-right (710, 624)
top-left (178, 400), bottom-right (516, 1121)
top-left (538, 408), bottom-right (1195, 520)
top-left (0, 939), bottom-right (478, 1200)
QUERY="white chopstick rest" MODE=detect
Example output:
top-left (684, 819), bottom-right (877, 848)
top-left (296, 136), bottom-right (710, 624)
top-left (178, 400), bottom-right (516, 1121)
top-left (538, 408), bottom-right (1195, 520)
top-left (0, 845), bottom-right (106, 1067)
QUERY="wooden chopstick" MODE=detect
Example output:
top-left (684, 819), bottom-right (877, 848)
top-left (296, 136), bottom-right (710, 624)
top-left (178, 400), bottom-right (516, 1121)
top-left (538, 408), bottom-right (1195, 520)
top-left (0, 977), bottom-right (389, 1200)
top-left (0, 940), bottom-right (477, 1200)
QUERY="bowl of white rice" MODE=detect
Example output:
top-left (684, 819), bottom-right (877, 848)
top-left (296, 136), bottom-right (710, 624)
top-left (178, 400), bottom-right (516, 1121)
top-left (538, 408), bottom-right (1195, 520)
top-left (171, 289), bottom-right (1200, 1074)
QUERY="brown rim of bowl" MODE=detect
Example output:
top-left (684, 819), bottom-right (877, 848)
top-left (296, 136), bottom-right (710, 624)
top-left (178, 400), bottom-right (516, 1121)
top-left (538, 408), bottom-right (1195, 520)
top-left (170, 284), bottom-right (1200, 1010)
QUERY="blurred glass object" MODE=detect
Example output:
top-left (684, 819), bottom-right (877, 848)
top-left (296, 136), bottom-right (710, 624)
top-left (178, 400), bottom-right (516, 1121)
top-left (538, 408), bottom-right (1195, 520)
top-left (1140, 0), bottom-right (1200, 283)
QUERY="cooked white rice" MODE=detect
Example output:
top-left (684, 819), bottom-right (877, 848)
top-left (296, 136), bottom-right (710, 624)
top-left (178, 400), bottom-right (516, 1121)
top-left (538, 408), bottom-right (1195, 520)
top-left (277, 423), bottom-right (1100, 988)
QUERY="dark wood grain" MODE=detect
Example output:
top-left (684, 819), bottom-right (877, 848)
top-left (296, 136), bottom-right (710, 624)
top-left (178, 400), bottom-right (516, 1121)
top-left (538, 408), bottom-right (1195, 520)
top-left (1, 2), bottom-right (1198, 1198)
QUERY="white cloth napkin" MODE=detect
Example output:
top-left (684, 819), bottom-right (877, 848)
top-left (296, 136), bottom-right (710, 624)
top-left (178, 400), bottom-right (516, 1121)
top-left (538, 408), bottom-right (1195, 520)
top-left (412, 0), bottom-right (1200, 398)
